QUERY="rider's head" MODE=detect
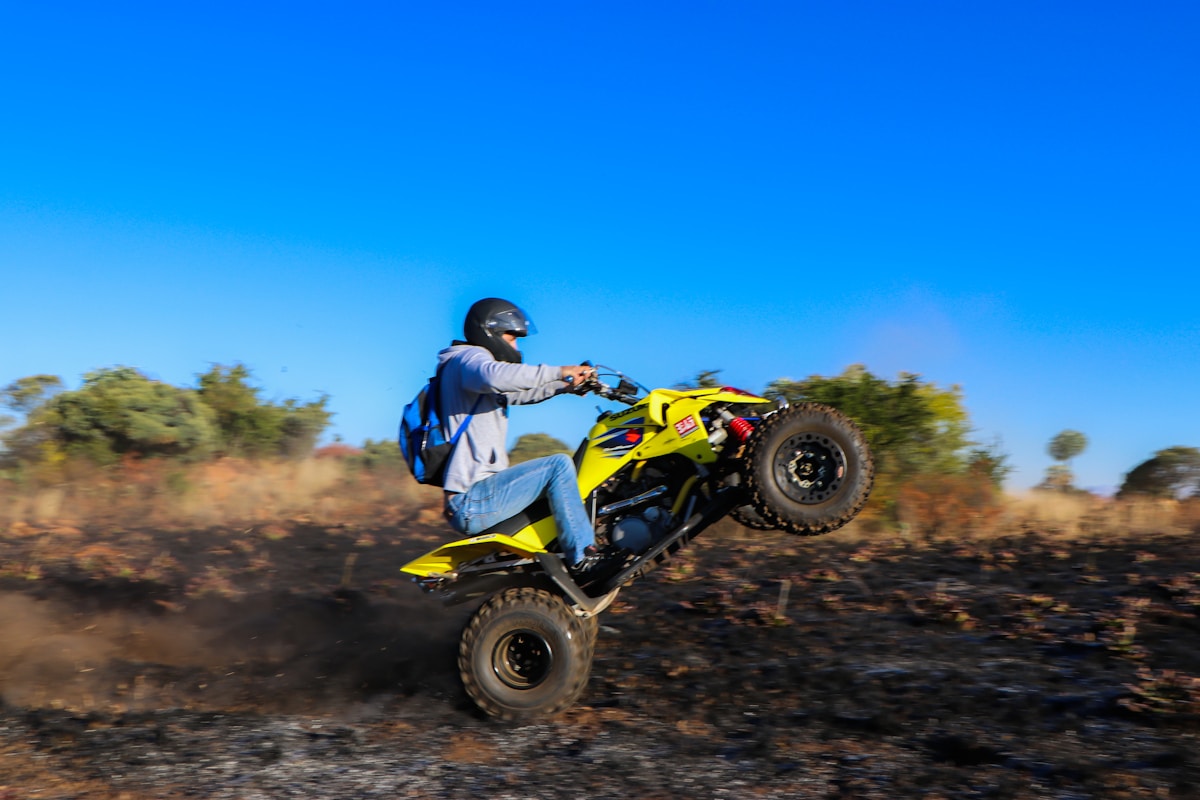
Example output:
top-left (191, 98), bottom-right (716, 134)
top-left (463, 298), bottom-right (536, 364)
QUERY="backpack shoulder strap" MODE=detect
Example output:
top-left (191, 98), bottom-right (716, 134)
top-left (436, 357), bottom-right (484, 444)
top-left (449, 394), bottom-right (483, 444)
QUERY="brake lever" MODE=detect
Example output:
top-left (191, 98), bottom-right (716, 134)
top-left (565, 360), bottom-right (599, 395)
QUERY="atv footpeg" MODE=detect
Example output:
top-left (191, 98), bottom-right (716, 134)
top-left (536, 552), bottom-right (628, 614)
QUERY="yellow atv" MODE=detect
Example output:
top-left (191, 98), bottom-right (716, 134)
top-left (401, 366), bottom-right (874, 720)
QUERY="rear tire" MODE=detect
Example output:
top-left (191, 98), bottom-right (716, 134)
top-left (579, 613), bottom-right (600, 654)
top-left (742, 403), bottom-right (874, 536)
top-left (459, 587), bottom-right (593, 721)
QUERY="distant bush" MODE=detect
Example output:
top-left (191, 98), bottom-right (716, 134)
top-left (895, 472), bottom-right (1005, 539)
top-left (314, 443), bottom-right (363, 459)
top-left (347, 439), bottom-right (409, 472)
top-left (1118, 446), bottom-right (1200, 499)
top-left (1, 363), bottom-right (331, 478)
top-left (763, 365), bottom-right (1011, 524)
top-left (28, 367), bottom-right (220, 466)
top-left (509, 433), bottom-right (572, 465)
top-left (196, 364), bottom-right (330, 459)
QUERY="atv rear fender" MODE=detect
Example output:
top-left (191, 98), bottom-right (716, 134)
top-left (400, 514), bottom-right (559, 577)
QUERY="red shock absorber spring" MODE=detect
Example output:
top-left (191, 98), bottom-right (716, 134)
top-left (728, 416), bottom-right (754, 443)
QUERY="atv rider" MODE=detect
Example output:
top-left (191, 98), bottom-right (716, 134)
top-left (439, 297), bottom-right (606, 575)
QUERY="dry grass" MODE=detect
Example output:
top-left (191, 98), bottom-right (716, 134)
top-left (887, 474), bottom-right (1200, 543)
top-left (3, 459), bottom-right (1198, 543)
top-left (0, 457), bottom-right (442, 530)
top-left (1002, 491), bottom-right (1199, 539)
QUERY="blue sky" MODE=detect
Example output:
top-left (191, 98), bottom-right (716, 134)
top-left (2, 2), bottom-right (1197, 493)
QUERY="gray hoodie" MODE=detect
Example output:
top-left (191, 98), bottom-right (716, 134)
top-left (437, 343), bottom-right (569, 494)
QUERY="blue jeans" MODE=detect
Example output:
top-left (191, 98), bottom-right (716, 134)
top-left (444, 453), bottom-right (596, 564)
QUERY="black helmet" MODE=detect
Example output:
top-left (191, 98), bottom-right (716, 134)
top-left (463, 298), bottom-right (536, 363)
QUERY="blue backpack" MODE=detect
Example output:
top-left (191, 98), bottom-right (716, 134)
top-left (399, 366), bottom-right (480, 486)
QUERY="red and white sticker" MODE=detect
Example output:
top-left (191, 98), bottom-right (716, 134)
top-left (674, 415), bottom-right (699, 438)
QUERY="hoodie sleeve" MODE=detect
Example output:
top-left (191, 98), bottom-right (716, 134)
top-left (456, 347), bottom-right (567, 403)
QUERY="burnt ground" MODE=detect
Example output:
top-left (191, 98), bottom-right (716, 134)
top-left (1, 516), bottom-right (1198, 799)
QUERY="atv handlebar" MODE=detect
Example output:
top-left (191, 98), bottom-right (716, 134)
top-left (566, 362), bottom-right (642, 405)
top-left (601, 378), bottom-right (642, 405)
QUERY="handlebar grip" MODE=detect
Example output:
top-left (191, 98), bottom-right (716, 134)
top-left (566, 362), bottom-right (594, 384)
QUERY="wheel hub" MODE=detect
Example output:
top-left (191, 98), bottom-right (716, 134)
top-left (492, 629), bottom-right (554, 689)
top-left (774, 432), bottom-right (846, 504)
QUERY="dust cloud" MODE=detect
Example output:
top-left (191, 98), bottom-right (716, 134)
top-left (0, 589), bottom-right (466, 716)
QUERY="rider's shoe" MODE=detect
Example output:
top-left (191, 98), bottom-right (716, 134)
top-left (569, 544), bottom-right (629, 584)
top-left (569, 545), bottom-right (603, 576)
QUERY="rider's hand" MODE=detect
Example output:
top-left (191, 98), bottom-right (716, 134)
top-left (560, 364), bottom-right (596, 387)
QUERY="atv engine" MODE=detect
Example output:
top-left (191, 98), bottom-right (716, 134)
top-left (610, 504), bottom-right (671, 554)
top-left (593, 457), bottom-right (695, 556)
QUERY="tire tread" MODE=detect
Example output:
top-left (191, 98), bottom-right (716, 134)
top-left (459, 587), bottom-right (592, 720)
top-left (742, 403), bottom-right (874, 536)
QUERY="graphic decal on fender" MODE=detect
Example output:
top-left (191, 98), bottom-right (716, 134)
top-left (596, 421), bottom-right (645, 457)
top-left (607, 405), bottom-right (645, 423)
top-left (674, 415), bottom-right (699, 438)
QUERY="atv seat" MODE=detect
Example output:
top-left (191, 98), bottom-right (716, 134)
top-left (483, 498), bottom-right (556, 547)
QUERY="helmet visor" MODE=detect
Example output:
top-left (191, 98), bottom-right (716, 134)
top-left (484, 306), bottom-right (536, 337)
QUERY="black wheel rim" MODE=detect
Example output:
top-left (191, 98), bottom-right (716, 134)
top-left (773, 432), bottom-right (847, 504)
top-left (492, 629), bottom-right (554, 689)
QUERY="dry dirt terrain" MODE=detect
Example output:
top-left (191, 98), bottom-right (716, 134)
top-left (1, 512), bottom-right (1198, 799)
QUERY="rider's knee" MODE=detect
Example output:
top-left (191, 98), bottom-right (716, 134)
top-left (544, 452), bottom-right (575, 478)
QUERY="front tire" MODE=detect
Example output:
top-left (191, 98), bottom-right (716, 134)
top-left (459, 587), bottom-right (593, 721)
top-left (730, 503), bottom-right (777, 531)
top-left (742, 403), bottom-right (874, 535)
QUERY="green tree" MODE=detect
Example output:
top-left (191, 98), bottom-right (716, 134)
top-left (1048, 429), bottom-right (1088, 464)
top-left (1118, 446), bottom-right (1200, 499)
top-left (1040, 463), bottom-right (1074, 492)
top-left (3, 364), bottom-right (333, 469)
top-left (196, 364), bottom-right (272, 454)
top-left (765, 365), bottom-right (975, 477)
top-left (35, 367), bottom-right (219, 464)
top-left (276, 396), bottom-right (333, 457)
top-left (2, 375), bottom-right (64, 415)
top-left (196, 364), bottom-right (331, 458)
top-left (675, 370), bottom-right (724, 390)
top-left (1042, 429), bottom-right (1088, 491)
top-left (509, 433), bottom-right (572, 464)
top-left (966, 441), bottom-right (1014, 489)
top-left (2, 376), bottom-right (66, 468)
